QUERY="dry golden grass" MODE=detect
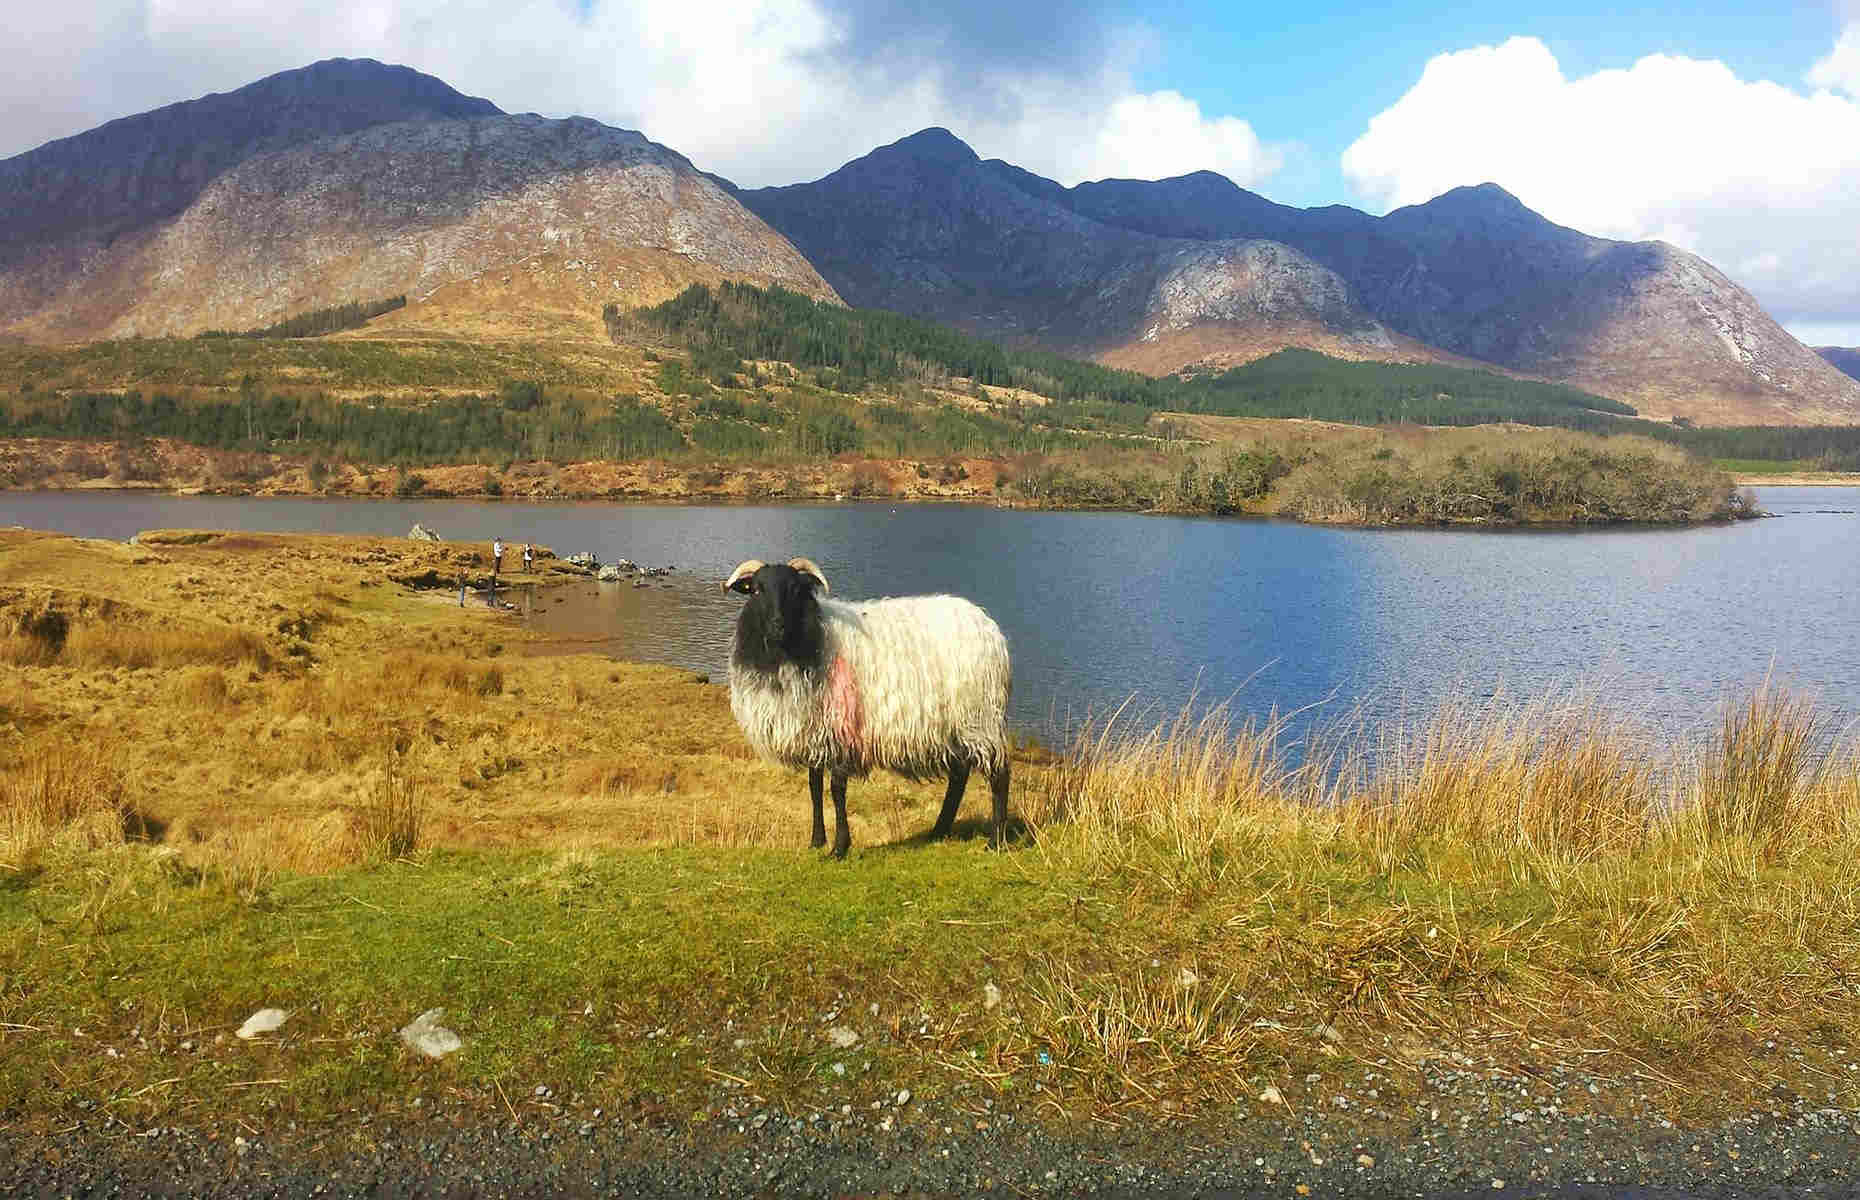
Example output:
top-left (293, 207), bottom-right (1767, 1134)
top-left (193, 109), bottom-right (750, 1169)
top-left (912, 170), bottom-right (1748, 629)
top-left (1008, 689), bottom-right (1860, 1100)
top-left (1340, 698), bottom-right (1658, 865)
top-left (62, 623), bottom-right (273, 671)
top-left (1028, 690), bottom-right (1860, 874)
top-left (0, 529), bottom-right (985, 879)
top-left (1690, 684), bottom-right (1828, 850)
top-left (0, 737), bottom-right (133, 869)
top-left (357, 744), bottom-right (425, 862)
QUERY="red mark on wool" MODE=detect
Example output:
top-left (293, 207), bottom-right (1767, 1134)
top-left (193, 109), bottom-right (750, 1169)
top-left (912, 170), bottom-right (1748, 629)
top-left (828, 655), bottom-right (865, 763)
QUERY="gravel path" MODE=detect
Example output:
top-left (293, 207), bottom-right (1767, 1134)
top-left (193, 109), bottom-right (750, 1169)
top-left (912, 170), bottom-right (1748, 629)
top-left (6, 1065), bottom-right (1856, 1199)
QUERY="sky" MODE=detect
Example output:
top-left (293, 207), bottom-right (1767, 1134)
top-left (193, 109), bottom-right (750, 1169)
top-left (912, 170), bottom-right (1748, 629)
top-left (6, 0), bottom-right (1860, 345)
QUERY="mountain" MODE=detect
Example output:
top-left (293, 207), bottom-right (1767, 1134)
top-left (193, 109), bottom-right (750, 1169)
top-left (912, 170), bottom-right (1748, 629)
top-left (733, 129), bottom-right (1439, 375)
top-left (0, 60), bottom-right (835, 342)
top-left (1819, 347), bottom-right (1860, 382)
top-left (739, 132), bottom-right (1860, 425)
top-left (1, 59), bottom-right (500, 258)
top-left (3, 63), bottom-right (1853, 427)
top-left (1066, 176), bottom-right (1860, 426)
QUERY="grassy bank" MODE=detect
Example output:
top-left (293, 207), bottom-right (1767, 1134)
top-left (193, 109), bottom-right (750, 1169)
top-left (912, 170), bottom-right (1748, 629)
top-left (2, 529), bottom-right (1857, 1140)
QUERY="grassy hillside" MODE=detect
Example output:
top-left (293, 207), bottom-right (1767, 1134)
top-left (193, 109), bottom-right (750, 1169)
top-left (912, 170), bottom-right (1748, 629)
top-left (618, 283), bottom-right (1639, 432)
top-left (1175, 347), bottom-right (1637, 425)
top-left (0, 284), bottom-right (1783, 523)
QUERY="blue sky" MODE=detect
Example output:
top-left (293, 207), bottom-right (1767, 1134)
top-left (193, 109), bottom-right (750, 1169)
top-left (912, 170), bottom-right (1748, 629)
top-left (1135, 1), bottom-right (1850, 209)
top-left (5, 0), bottom-right (1860, 341)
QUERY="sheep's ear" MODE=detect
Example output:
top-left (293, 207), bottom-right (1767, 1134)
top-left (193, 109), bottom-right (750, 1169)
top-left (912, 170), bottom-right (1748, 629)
top-left (787, 557), bottom-right (830, 594)
top-left (722, 559), bottom-right (765, 594)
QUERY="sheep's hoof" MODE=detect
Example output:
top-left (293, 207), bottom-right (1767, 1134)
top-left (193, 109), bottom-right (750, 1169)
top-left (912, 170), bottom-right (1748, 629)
top-left (810, 833), bottom-right (827, 850)
top-left (828, 840), bottom-right (850, 860)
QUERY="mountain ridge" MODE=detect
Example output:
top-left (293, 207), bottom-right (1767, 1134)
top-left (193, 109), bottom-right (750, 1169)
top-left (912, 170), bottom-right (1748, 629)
top-left (0, 64), bottom-right (835, 342)
top-left (0, 59), bottom-right (500, 258)
top-left (1819, 347), bottom-right (1860, 383)
top-left (2, 65), bottom-right (1855, 427)
top-left (737, 130), bottom-right (1860, 425)
top-left (735, 129), bottom-right (1422, 372)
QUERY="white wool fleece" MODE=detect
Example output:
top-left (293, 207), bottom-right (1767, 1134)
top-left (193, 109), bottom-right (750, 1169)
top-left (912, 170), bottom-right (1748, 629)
top-left (728, 593), bottom-right (1011, 781)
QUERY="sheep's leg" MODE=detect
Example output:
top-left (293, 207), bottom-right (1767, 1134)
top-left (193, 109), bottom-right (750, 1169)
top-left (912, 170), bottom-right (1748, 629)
top-left (930, 762), bottom-right (970, 840)
top-left (829, 772), bottom-right (852, 859)
top-left (808, 767), bottom-right (827, 849)
top-left (988, 760), bottom-right (1011, 849)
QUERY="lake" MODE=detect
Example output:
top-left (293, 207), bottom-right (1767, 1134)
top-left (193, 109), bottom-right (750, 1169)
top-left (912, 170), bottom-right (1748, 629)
top-left (5, 488), bottom-right (1858, 746)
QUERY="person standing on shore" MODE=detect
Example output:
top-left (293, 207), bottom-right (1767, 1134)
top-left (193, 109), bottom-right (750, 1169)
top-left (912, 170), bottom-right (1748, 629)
top-left (522, 543), bottom-right (534, 574)
top-left (492, 538), bottom-right (504, 582)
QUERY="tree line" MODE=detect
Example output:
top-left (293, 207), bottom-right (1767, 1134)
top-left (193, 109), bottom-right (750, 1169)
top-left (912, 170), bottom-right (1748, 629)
top-left (0, 387), bottom-right (684, 465)
top-left (195, 295), bottom-right (407, 340)
top-left (617, 284), bottom-right (1640, 432)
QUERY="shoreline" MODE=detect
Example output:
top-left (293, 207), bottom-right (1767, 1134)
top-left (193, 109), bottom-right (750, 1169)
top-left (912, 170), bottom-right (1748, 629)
top-left (1730, 472), bottom-right (1860, 486)
top-left (0, 428), bottom-right (1776, 528)
top-left (0, 480), bottom-right (1788, 532)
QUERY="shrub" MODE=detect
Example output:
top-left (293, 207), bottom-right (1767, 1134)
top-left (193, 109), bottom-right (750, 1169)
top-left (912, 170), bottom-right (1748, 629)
top-left (360, 744), bottom-right (424, 862)
top-left (1, 737), bottom-right (133, 864)
top-left (0, 608), bottom-right (68, 665)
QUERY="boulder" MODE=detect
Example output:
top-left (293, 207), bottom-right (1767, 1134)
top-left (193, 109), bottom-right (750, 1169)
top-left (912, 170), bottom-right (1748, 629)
top-left (407, 523), bottom-right (442, 542)
top-left (596, 564), bottom-right (623, 582)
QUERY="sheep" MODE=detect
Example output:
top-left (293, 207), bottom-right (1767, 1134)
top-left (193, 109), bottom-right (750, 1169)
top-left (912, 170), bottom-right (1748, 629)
top-left (721, 556), bottom-right (1012, 858)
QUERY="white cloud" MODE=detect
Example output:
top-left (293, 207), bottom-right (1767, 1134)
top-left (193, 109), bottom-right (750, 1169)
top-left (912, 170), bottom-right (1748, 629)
top-left (1809, 22), bottom-right (1860, 96)
top-left (1786, 320), bottom-right (1860, 349)
top-left (1341, 34), bottom-right (1860, 335)
top-left (3, 0), bottom-right (1284, 192)
top-left (1021, 88), bottom-right (1282, 184)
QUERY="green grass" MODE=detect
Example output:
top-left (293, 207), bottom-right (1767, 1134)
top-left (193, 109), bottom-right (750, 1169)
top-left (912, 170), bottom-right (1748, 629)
top-left (6, 797), bottom-right (1859, 1132)
top-left (0, 844), bottom-right (1056, 1126)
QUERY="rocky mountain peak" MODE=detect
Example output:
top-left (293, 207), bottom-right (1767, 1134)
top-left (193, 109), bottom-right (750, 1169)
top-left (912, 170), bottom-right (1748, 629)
top-left (0, 104), bottom-right (836, 342)
top-left (871, 127), bottom-right (981, 167)
top-left (0, 57), bottom-right (501, 266)
top-left (1380, 183), bottom-right (1591, 248)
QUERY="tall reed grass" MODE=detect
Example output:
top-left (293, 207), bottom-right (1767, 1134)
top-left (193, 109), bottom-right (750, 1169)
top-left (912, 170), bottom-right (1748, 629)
top-left (1, 611), bottom-right (271, 671)
top-left (358, 743), bottom-right (425, 862)
top-left (0, 738), bottom-right (132, 867)
top-left (1026, 689), bottom-right (1860, 880)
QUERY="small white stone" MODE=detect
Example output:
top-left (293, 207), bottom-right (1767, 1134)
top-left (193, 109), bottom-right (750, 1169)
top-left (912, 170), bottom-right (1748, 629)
top-left (236, 1008), bottom-right (288, 1040)
top-left (398, 1008), bottom-right (463, 1060)
top-left (826, 1026), bottom-right (859, 1049)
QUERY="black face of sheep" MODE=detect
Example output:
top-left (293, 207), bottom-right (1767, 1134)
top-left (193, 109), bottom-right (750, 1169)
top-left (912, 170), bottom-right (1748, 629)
top-left (726, 561), bottom-right (827, 674)
top-left (722, 555), bottom-right (1013, 859)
